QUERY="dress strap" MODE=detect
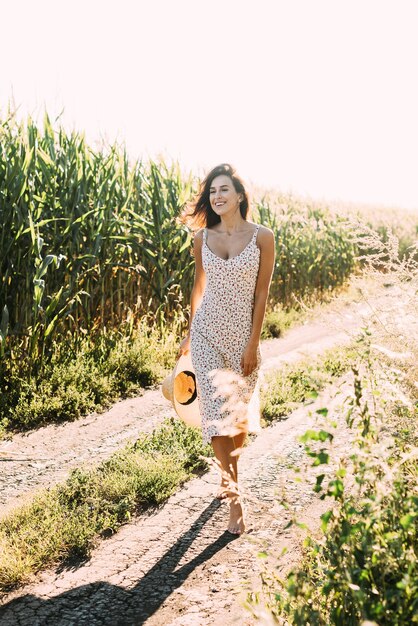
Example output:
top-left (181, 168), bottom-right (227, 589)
top-left (251, 224), bottom-right (261, 252)
top-left (202, 227), bottom-right (207, 244)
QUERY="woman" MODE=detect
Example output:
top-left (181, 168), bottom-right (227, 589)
top-left (179, 163), bottom-right (275, 535)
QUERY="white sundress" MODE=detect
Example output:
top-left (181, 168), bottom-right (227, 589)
top-left (190, 223), bottom-right (262, 445)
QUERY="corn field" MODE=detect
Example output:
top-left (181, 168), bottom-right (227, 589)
top-left (255, 200), bottom-right (356, 306)
top-left (0, 113), bottom-right (360, 372)
top-left (0, 114), bottom-right (196, 367)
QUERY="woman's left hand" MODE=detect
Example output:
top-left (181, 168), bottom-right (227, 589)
top-left (240, 341), bottom-right (259, 377)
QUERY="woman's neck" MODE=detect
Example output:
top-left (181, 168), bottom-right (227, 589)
top-left (217, 215), bottom-right (247, 234)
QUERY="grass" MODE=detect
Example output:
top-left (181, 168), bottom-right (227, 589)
top-left (260, 343), bottom-right (359, 423)
top-left (261, 306), bottom-right (304, 339)
top-left (0, 418), bottom-right (212, 592)
top-left (0, 455), bottom-right (185, 588)
top-left (0, 303), bottom-right (305, 438)
top-left (0, 318), bottom-right (179, 436)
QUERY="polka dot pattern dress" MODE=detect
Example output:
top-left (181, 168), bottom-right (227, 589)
top-left (190, 224), bottom-right (262, 445)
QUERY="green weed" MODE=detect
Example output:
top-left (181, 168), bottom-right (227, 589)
top-left (251, 337), bottom-right (418, 626)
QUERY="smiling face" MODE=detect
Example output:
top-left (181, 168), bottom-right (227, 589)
top-left (209, 174), bottom-right (243, 217)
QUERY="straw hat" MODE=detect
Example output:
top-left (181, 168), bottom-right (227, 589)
top-left (162, 351), bottom-right (201, 427)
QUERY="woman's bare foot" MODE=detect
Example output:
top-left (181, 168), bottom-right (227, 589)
top-left (227, 496), bottom-right (246, 535)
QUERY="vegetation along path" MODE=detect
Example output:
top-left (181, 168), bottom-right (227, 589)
top-left (0, 280), bottom-right (391, 517)
top-left (0, 281), bottom-right (396, 520)
top-left (0, 281), bottom-right (408, 625)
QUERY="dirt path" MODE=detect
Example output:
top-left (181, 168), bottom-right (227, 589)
top-left (0, 377), bottom-right (354, 625)
top-left (0, 280), bottom-right (410, 625)
top-left (0, 280), bottom-right (395, 517)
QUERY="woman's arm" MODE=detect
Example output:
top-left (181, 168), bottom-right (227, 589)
top-left (189, 229), bottom-right (206, 329)
top-left (178, 229), bottom-right (206, 356)
top-left (241, 226), bottom-right (275, 376)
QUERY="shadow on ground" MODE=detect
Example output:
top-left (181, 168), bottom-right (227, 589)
top-left (0, 500), bottom-right (238, 625)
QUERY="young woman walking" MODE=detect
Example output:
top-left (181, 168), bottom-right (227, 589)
top-left (179, 163), bottom-right (275, 535)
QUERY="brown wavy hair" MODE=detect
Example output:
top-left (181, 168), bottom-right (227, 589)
top-left (180, 163), bottom-right (250, 230)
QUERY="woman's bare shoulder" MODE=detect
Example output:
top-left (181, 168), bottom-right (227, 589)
top-left (256, 223), bottom-right (274, 234)
top-left (256, 224), bottom-right (275, 243)
top-left (193, 228), bottom-right (205, 243)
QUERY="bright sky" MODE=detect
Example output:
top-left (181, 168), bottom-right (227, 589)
top-left (1, 0), bottom-right (417, 209)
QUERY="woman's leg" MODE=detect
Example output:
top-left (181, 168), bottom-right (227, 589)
top-left (212, 432), bottom-right (247, 495)
top-left (211, 433), bottom-right (247, 534)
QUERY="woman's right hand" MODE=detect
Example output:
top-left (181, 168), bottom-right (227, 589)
top-left (177, 333), bottom-right (191, 359)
